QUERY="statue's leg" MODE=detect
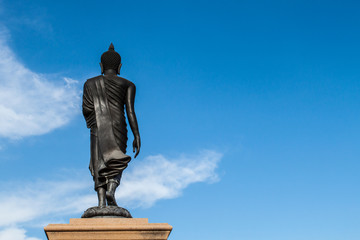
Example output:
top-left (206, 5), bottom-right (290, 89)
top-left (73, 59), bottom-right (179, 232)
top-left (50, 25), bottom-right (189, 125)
top-left (97, 187), bottom-right (106, 207)
top-left (106, 178), bottom-right (120, 206)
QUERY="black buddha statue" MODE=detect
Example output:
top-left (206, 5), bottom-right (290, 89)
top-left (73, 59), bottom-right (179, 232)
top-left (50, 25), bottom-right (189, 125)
top-left (82, 43), bottom-right (141, 218)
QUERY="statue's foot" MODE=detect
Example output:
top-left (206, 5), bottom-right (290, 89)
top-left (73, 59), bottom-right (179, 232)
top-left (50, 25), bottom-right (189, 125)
top-left (106, 191), bottom-right (118, 206)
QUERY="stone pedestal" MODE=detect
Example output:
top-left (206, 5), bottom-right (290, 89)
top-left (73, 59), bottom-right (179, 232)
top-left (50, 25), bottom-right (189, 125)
top-left (44, 218), bottom-right (172, 240)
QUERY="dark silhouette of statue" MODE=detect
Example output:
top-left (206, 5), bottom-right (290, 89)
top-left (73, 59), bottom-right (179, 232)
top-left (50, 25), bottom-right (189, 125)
top-left (81, 43), bottom-right (140, 217)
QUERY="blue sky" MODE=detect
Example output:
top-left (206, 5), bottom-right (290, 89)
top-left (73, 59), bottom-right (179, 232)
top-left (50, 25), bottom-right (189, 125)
top-left (0, 0), bottom-right (359, 239)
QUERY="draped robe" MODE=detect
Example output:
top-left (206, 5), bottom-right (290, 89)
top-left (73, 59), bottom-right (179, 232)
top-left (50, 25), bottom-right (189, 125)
top-left (82, 75), bottom-right (131, 190)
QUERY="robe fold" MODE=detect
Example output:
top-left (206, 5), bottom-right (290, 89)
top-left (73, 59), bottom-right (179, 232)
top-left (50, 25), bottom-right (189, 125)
top-left (82, 75), bottom-right (131, 190)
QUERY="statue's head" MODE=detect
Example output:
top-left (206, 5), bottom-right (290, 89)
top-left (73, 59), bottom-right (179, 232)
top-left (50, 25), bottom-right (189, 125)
top-left (100, 43), bottom-right (122, 74)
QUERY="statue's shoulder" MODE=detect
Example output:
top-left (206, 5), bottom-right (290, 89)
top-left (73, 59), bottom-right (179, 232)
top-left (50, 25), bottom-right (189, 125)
top-left (114, 76), bottom-right (135, 88)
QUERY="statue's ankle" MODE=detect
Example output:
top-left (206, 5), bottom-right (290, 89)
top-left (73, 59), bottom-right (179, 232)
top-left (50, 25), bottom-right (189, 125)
top-left (107, 180), bottom-right (119, 194)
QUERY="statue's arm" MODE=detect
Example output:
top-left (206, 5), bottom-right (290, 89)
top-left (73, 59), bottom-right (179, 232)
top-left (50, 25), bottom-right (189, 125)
top-left (82, 82), bottom-right (92, 119)
top-left (125, 83), bottom-right (141, 158)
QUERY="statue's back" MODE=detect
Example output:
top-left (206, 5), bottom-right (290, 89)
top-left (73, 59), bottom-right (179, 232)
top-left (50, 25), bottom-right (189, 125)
top-left (83, 75), bottom-right (134, 152)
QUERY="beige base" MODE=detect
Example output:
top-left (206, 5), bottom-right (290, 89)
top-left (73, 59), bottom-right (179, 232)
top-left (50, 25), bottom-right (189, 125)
top-left (44, 218), bottom-right (172, 240)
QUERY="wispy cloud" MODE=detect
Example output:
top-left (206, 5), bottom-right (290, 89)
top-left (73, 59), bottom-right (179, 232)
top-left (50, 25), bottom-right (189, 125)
top-left (0, 227), bottom-right (40, 240)
top-left (0, 27), bottom-right (79, 139)
top-left (0, 151), bottom-right (221, 239)
top-left (118, 150), bottom-right (222, 207)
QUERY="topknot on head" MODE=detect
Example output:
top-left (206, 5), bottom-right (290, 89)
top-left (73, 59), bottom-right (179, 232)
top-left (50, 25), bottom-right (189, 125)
top-left (108, 43), bottom-right (115, 51)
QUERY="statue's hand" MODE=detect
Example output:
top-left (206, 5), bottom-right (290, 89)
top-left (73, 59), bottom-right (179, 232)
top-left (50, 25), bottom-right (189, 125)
top-left (133, 137), bottom-right (141, 158)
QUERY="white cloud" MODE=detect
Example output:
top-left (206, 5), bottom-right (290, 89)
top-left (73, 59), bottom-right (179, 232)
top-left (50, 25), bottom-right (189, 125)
top-left (0, 27), bottom-right (79, 139)
top-left (118, 150), bottom-right (222, 207)
top-left (0, 151), bottom-right (221, 239)
top-left (0, 227), bottom-right (40, 240)
top-left (0, 178), bottom-right (94, 227)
